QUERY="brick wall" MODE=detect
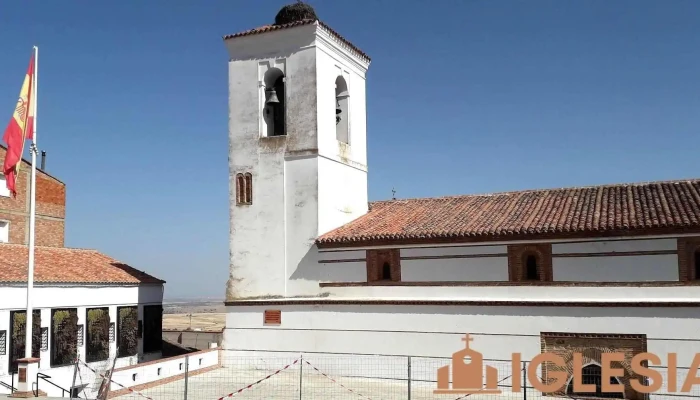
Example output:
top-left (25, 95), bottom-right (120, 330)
top-left (508, 243), bottom-right (554, 282)
top-left (540, 332), bottom-right (647, 400)
top-left (0, 146), bottom-right (65, 247)
top-left (366, 249), bottom-right (401, 282)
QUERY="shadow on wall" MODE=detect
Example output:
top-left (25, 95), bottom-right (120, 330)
top-left (289, 245), bottom-right (323, 281)
top-left (161, 338), bottom-right (199, 357)
top-left (163, 331), bottom-right (221, 352)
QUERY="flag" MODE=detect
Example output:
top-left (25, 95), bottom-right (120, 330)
top-left (3, 52), bottom-right (35, 197)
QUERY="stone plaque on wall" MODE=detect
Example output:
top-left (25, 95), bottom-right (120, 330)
top-left (18, 367), bottom-right (26, 383)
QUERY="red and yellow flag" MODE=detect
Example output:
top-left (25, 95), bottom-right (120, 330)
top-left (3, 52), bottom-right (35, 197)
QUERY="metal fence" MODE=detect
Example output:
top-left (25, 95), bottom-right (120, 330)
top-left (81, 349), bottom-right (700, 400)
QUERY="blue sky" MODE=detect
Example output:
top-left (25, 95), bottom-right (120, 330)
top-left (1, 0), bottom-right (698, 299)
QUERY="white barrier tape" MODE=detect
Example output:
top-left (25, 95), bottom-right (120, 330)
top-left (303, 359), bottom-right (377, 400)
top-left (215, 358), bottom-right (299, 399)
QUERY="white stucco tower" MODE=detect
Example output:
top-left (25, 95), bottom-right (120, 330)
top-left (223, 5), bottom-right (371, 300)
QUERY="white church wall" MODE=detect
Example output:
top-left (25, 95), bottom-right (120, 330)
top-left (228, 58), bottom-right (288, 299)
top-left (553, 254), bottom-right (678, 281)
top-left (322, 284), bottom-right (700, 300)
top-left (400, 244), bottom-right (508, 281)
top-left (315, 36), bottom-right (369, 167)
top-left (284, 156), bottom-right (321, 297)
top-left (227, 24), bottom-right (371, 300)
top-left (317, 156), bottom-right (368, 237)
top-left (551, 238), bottom-right (679, 281)
top-left (224, 24), bottom-right (317, 64)
top-left (309, 237), bottom-right (698, 300)
top-left (224, 303), bottom-right (700, 397)
top-left (316, 238), bottom-right (683, 284)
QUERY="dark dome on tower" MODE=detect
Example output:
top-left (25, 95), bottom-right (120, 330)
top-left (274, 1), bottom-right (318, 25)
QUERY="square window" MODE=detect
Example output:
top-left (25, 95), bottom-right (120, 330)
top-left (0, 175), bottom-right (10, 197)
top-left (0, 221), bottom-right (8, 243)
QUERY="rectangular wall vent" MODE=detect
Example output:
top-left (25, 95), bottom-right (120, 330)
top-left (263, 310), bottom-right (281, 325)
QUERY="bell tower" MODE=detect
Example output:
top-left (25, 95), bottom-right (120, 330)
top-left (223, 3), bottom-right (371, 299)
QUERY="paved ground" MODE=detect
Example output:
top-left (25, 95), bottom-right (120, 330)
top-left (109, 365), bottom-right (531, 400)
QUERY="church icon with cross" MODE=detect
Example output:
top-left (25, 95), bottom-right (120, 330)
top-left (434, 334), bottom-right (503, 395)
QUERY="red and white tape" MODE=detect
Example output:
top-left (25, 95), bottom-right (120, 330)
top-left (216, 358), bottom-right (299, 399)
top-left (303, 359), bottom-right (375, 400)
top-left (79, 359), bottom-right (154, 400)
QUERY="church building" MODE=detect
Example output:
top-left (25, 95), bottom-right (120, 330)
top-left (223, 3), bottom-right (700, 398)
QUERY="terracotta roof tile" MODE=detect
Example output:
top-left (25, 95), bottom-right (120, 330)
top-left (223, 19), bottom-right (371, 63)
top-left (0, 244), bottom-right (164, 285)
top-left (317, 178), bottom-right (700, 247)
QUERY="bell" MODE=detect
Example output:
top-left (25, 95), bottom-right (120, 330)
top-left (265, 88), bottom-right (280, 104)
top-left (336, 90), bottom-right (349, 100)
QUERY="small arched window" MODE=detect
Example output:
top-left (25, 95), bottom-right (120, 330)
top-left (381, 262), bottom-right (392, 281)
top-left (263, 68), bottom-right (286, 137)
top-left (244, 173), bottom-right (252, 204)
top-left (694, 249), bottom-right (700, 280)
top-left (335, 76), bottom-right (349, 143)
top-left (235, 173), bottom-right (252, 205)
top-left (524, 254), bottom-right (539, 280)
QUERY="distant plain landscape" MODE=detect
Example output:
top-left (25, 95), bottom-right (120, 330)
top-left (163, 299), bottom-right (226, 331)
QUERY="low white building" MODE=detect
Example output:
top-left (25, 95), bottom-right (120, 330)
top-left (0, 243), bottom-right (164, 396)
top-left (222, 3), bottom-right (700, 399)
top-left (0, 145), bottom-right (165, 397)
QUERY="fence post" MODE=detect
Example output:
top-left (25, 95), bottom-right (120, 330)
top-left (299, 354), bottom-right (304, 400)
top-left (407, 356), bottom-right (412, 400)
top-left (70, 358), bottom-right (79, 399)
top-left (184, 355), bottom-right (189, 400)
top-left (522, 360), bottom-right (527, 400)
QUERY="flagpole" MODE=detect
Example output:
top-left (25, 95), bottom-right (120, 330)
top-left (25, 45), bottom-right (38, 360)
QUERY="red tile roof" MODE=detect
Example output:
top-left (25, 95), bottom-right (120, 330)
top-left (223, 19), bottom-right (371, 63)
top-left (317, 178), bottom-right (700, 247)
top-left (0, 244), bottom-right (164, 284)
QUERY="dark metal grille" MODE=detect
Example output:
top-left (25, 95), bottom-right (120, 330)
top-left (567, 364), bottom-right (625, 399)
top-left (50, 308), bottom-right (78, 367)
top-left (117, 306), bottom-right (138, 358)
top-left (86, 307), bottom-right (110, 363)
top-left (77, 324), bottom-right (84, 347)
top-left (9, 310), bottom-right (40, 373)
top-left (143, 305), bottom-right (162, 353)
top-left (41, 327), bottom-right (48, 351)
